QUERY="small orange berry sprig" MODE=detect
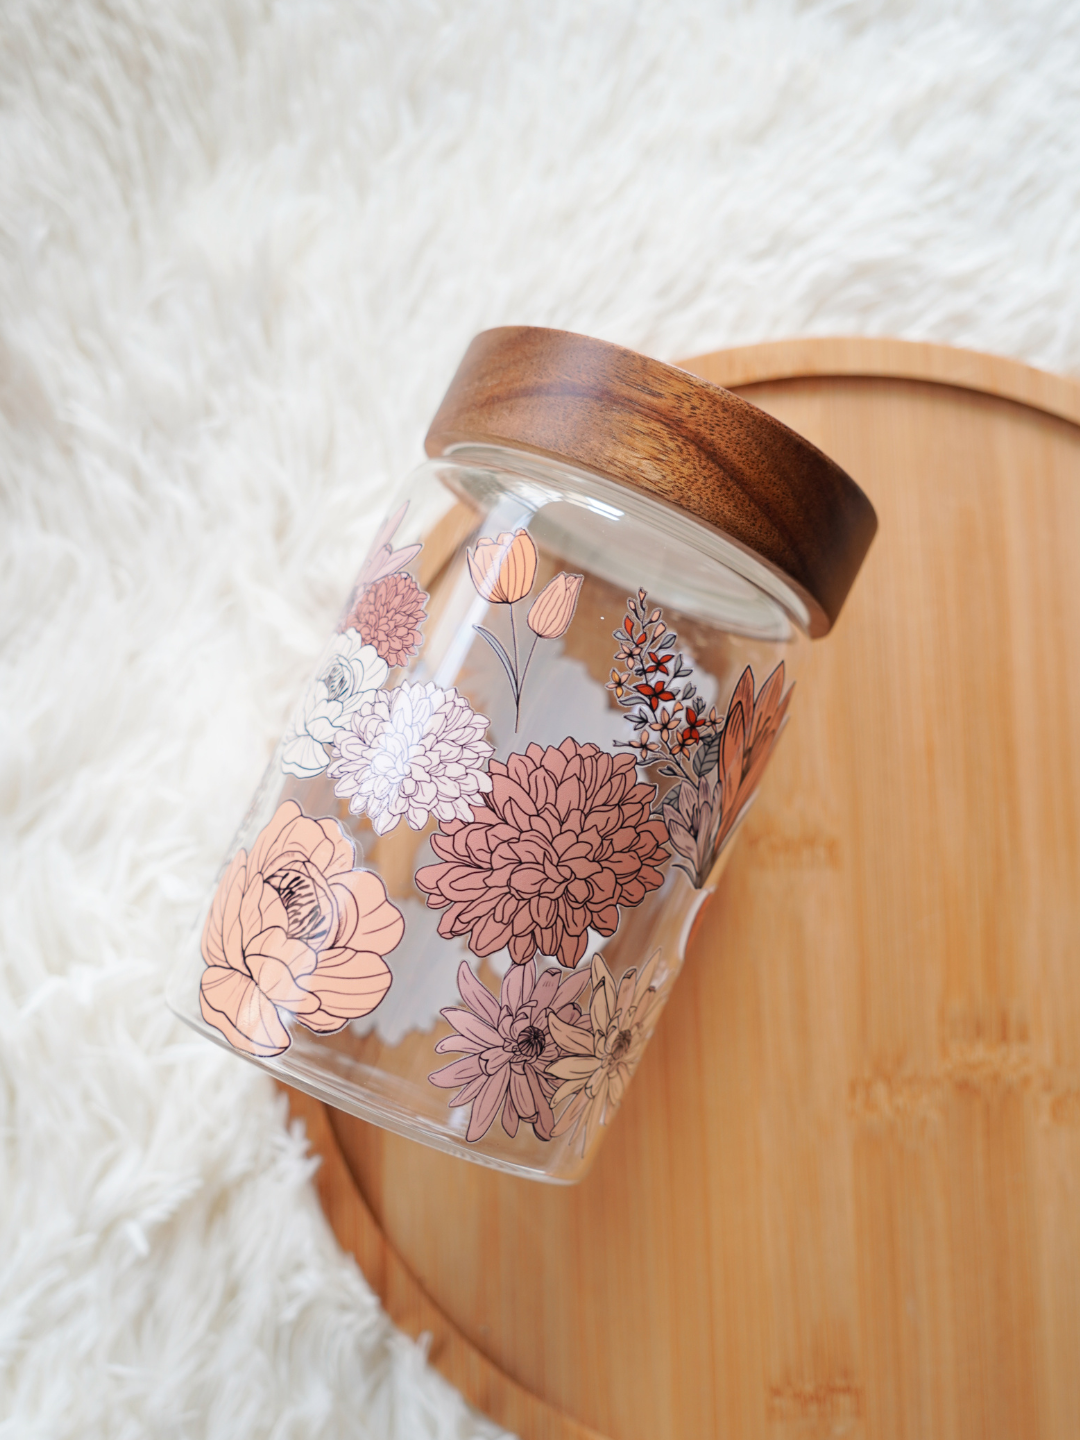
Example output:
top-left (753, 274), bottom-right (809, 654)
top-left (607, 589), bottom-right (721, 783)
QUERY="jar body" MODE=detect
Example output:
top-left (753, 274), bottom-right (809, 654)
top-left (167, 444), bottom-right (810, 1182)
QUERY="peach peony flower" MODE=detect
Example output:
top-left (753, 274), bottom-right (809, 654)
top-left (527, 572), bottom-right (583, 640)
top-left (467, 529), bottom-right (537, 604)
top-left (415, 738), bottom-right (669, 968)
top-left (549, 948), bottom-right (667, 1154)
top-left (199, 801), bottom-right (404, 1057)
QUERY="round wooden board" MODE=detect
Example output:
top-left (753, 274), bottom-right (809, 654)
top-left (286, 337), bottom-right (1080, 1440)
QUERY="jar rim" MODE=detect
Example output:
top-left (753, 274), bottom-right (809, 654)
top-left (435, 441), bottom-right (812, 638)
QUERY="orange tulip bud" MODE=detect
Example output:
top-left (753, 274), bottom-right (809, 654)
top-left (467, 529), bottom-right (537, 604)
top-left (526, 572), bottom-right (583, 640)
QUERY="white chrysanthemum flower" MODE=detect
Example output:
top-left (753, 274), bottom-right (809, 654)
top-left (327, 682), bottom-right (494, 835)
top-left (281, 630), bottom-right (389, 779)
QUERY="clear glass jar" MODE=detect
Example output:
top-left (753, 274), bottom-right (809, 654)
top-left (166, 329), bottom-right (874, 1183)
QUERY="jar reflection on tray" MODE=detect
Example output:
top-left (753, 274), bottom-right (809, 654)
top-left (166, 327), bottom-right (877, 1183)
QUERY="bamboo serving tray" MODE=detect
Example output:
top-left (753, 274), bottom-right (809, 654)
top-left (286, 337), bottom-right (1080, 1440)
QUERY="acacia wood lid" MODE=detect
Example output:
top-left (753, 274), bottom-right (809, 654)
top-left (424, 326), bottom-right (877, 636)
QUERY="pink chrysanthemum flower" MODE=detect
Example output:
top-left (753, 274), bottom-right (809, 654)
top-left (415, 738), bottom-right (670, 969)
top-left (430, 959), bottom-right (590, 1142)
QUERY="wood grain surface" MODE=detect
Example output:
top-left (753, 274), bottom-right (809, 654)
top-left (287, 337), bottom-right (1080, 1440)
top-left (425, 326), bottom-right (878, 634)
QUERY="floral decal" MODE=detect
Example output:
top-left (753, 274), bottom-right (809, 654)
top-left (548, 949), bottom-right (667, 1154)
top-left (281, 631), bottom-right (389, 779)
top-left (527, 571), bottom-right (582, 640)
top-left (282, 504), bottom-right (429, 783)
top-left (355, 501), bottom-right (423, 587)
top-left (665, 663), bottom-right (793, 882)
top-left (469, 527), bottom-right (583, 730)
top-left (414, 738), bottom-right (669, 969)
top-left (468, 528), bottom-right (537, 604)
top-left (610, 589), bottom-right (794, 886)
top-left (430, 959), bottom-right (591, 1142)
top-left (608, 588), bottom-right (722, 766)
top-left (199, 801), bottom-right (404, 1057)
top-left (327, 682), bottom-right (494, 835)
top-left (344, 571), bottom-right (427, 668)
top-left (255, 501), bottom-right (781, 1155)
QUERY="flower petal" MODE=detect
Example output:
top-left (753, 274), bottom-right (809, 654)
top-left (465, 1070), bottom-right (511, 1142)
top-left (429, 1054), bottom-right (483, 1089)
top-left (548, 1054), bottom-right (601, 1082)
top-left (439, 1007), bottom-right (501, 1050)
top-left (297, 948), bottom-right (393, 1028)
top-left (199, 966), bottom-right (292, 1057)
top-left (455, 961), bottom-right (501, 1025)
top-left (549, 1013), bottom-right (596, 1056)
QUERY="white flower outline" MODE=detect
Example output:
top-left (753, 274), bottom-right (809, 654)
top-left (281, 629), bottom-right (389, 779)
top-left (327, 681), bottom-right (494, 836)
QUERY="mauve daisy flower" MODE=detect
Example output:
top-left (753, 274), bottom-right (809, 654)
top-left (328, 682), bottom-right (493, 835)
top-left (415, 738), bottom-right (669, 969)
top-left (430, 959), bottom-right (590, 1142)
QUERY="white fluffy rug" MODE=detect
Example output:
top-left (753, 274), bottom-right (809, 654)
top-left (3, 1), bottom-right (1079, 1433)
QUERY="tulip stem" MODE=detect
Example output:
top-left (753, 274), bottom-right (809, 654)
top-left (515, 634), bottom-right (540, 731)
top-left (509, 604), bottom-right (520, 684)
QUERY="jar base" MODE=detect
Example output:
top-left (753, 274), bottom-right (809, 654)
top-left (170, 1004), bottom-right (589, 1185)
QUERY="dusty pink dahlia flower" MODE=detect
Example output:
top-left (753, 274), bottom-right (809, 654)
top-left (415, 738), bottom-right (670, 969)
top-left (344, 571), bottom-right (428, 668)
top-left (430, 959), bottom-right (590, 1142)
top-left (199, 801), bottom-right (403, 1057)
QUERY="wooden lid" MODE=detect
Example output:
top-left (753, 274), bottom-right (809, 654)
top-left (424, 326), bottom-right (877, 636)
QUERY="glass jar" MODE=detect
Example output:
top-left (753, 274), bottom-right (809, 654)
top-left (166, 327), bottom-right (876, 1183)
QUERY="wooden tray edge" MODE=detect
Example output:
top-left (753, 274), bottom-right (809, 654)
top-left (679, 335), bottom-right (1080, 427)
top-left (282, 1084), bottom-right (610, 1440)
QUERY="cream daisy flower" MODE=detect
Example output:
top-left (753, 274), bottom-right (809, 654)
top-left (548, 947), bottom-right (667, 1154)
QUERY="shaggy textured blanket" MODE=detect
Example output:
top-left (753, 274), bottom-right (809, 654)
top-left (3, 1), bottom-right (1078, 1434)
